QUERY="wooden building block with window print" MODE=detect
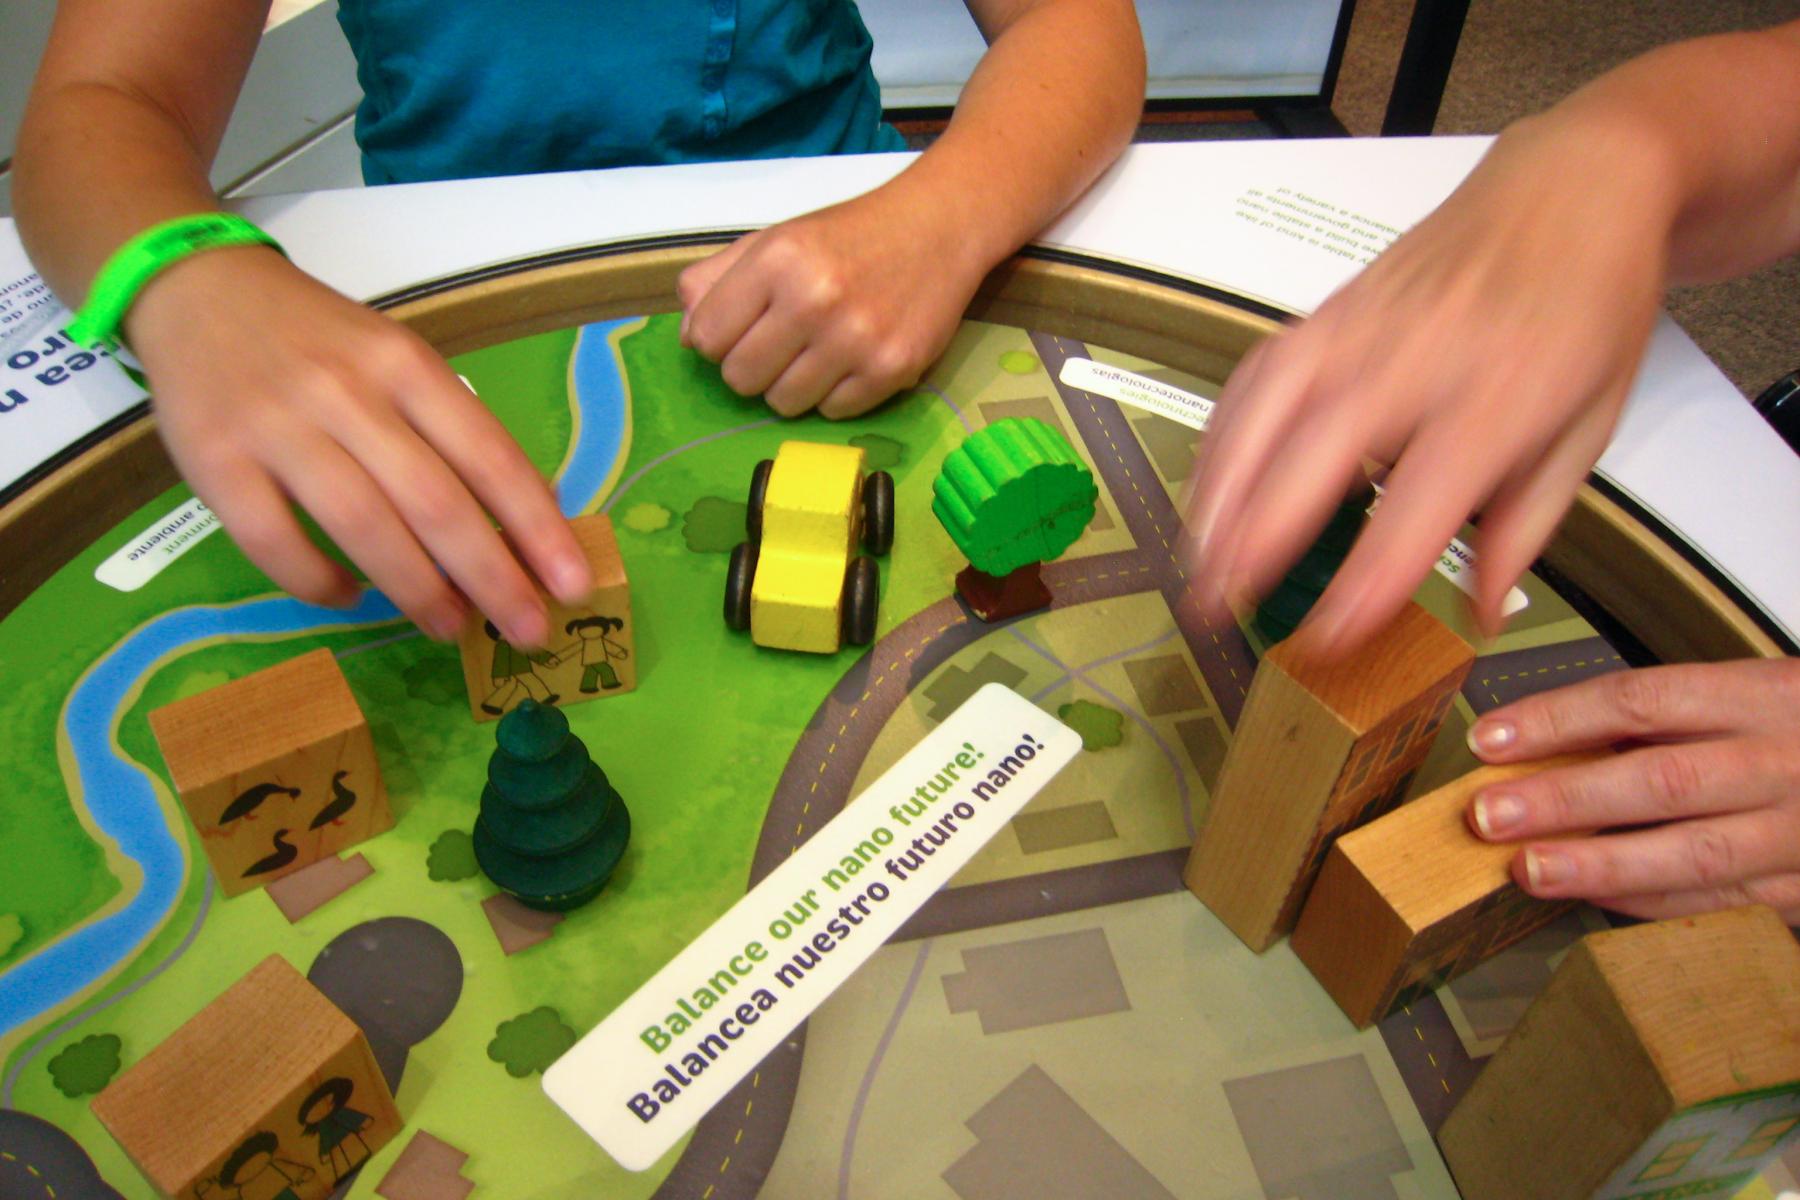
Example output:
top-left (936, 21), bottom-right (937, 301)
top-left (457, 512), bottom-right (635, 722)
top-left (149, 648), bottom-right (390, 898)
top-left (91, 955), bottom-right (403, 1200)
top-left (1438, 905), bottom-right (1800, 1200)
top-left (1184, 602), bottom-right (1473, 952)
top-left (1290, 753), bottom-right (1606, 1027)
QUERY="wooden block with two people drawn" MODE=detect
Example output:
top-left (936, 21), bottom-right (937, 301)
top-left (457, 512), bottom-right (636, 722)
top-left (149, 648), bottom-right (391, 898)
top-left (91, 955), bottom-right (402, 1199)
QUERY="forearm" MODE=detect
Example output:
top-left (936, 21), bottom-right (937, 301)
top-left (15, 87), bottom-right (227, 308)
top-left (13, 0), bottom-right (268, 310)
top-left (890, 0), bottom-right (1145, 278)
top-left (1538, 18), bottom-right (1800, 286)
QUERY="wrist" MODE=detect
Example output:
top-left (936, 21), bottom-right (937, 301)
top-left (1505, 101), bottom-right (1689, 243)
top-left (121, 242), bottom-right (288, 354)
top-left (71, 213), bottom-right (284, 350)
top-left (883, 155), bottom-right (1025, 288)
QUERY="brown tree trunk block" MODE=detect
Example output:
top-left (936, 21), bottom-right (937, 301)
top-left (457, 511), bottom-right (635, 722)
top-left (1290, 754), bottom-right (1605, 1027)
top-left (149, 648), bottom-right (390, 898)
top-left (1184, 602), bottom-right (1474, 952)
top-left (1438, 905), bottom-right (1800, 1199)
top-left (92, 955), bottom-right (403, 1200)
top-left (956, 562), bottom-right (1052, 622)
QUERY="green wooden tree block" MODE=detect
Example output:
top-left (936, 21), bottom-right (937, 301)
top-left (474, 700), bottom-right (631, 911)
top-left (932, 418), bottom-right (1098, 576)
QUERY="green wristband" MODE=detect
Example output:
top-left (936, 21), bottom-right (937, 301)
top-left (68, 213), bottom-right (284, 349)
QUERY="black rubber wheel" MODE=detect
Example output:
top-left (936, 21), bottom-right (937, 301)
top-left (841, 556), bottom-right (880, 647)
top-left (1754, 369), bottom-right (1800, 455)
top-left (861, 470), bottom-right (895, 556)
top-left (724, 541), bottom-right (756, 632)
top-left (746, 458), bottom-right (774, 541)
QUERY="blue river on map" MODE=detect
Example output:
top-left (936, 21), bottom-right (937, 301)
top-left (0, 318), bottom-right (635, 1039)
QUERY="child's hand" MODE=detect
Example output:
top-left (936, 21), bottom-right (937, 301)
top-left (1182, 109), bottom-right (1680, 651)
top-left (1464, 658), bottom-right (1800, 923)
top-left (676, 185), bottom-right (983, 419)
top-left (127, 246), bottom-right (592, 646)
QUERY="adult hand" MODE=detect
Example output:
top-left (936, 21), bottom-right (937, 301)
top-left (1183, 107), bottom-right (1682, 652)
top-left (676, 183), bottom-right (984, 419)
top-left (1464, 658), bottom-right (1800, 923)
top-left (128, 246), bottom-right (592, 646)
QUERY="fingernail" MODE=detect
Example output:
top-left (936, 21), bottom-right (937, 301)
top-left (1523, 848), bottom-right (1572, 891)
top-left (678, 312), bottom-right (692, 346)
top-left (1472, 792), bottom-right (1524, 838)
top-left (549, 554), bottom-right (593, 603)
top-left (1468, 718), bottom-right (1516, 757)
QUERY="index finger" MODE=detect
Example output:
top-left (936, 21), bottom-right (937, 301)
top-left (1468, 660), bottom-right (1793, 762)
top-left (397, 365), bottom-right (593, 606)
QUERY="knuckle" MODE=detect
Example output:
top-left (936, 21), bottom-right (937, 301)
top-left (865, 342), bottom-right (917, 388)
top-left (719, 357), bottom-right (759, 396)
top-left (1684, 826), bottom-right (1739, 889)
top-left (798, 271), bottom-right (846, 316)
top-left (756, 233), bottom-right (801, 271)
top-left (1611, 670), bottom-right (1672, 732)
top-left (406, 474), bottom-right (467, 532)
top-left (366, 329), bottom-right (439, 383)
top-left (1643, 749), bottom-right (1705, 818)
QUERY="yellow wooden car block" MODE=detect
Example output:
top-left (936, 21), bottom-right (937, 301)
top-left (750, 442), bottom-right (865, 653)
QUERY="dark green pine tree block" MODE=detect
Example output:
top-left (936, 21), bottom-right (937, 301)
top-left (932, 418), bottom-right (1098, 576)
top-left (1255, 487), bottom-right (1373, 644)
top-left (473, 700), bottom-right (631, 912)
top-left (476, 802), bottom-right (630, 912)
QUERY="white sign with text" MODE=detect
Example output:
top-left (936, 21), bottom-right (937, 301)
top-left (543, 684), bottom-right (1080, 1171)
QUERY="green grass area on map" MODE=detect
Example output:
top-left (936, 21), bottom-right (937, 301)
top-left (3, 314), bottom-right (964, 1197)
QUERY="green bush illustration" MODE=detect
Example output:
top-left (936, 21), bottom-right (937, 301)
top-left (1058, 700), bottom-right (1125, 751)
top-left (489, 1007), bottom-right (577, 1078)
top-left (427, 829), bottom-right (480, 882)
top-left (848, 433), bottom-right (904, 472)
top-left (999, 349), bottom-right (1040, 375)
top-left (621, 502), bottom-right (673, 533)
top-left (683, 496), bottom-right (749, 553)
top-left (402, 656), bottom-right (466, 706)
top-left (48, 1034), bottom-right (122, 1098)
top-left (0, 913), bottom-right (22, 963)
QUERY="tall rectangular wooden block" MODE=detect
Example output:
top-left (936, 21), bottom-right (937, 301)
top-left (1439, 905), bottom-right (1800, 1199)
top-left (149, 647), bottom-right (391, 898)
top-left (92, 955), bottom-right (403, 1200)
top-left (458, 511), bottom-right (636, 722)
top-left (1290, 754), bottom-right (1603, 1027)
top-left (1184, 601), bottom-right (1474, 952)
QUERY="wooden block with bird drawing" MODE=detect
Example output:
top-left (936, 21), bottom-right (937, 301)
top-left (149, 649), bottom-right (390, 898)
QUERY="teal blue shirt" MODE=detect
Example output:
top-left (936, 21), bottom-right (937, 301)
top-left (336, 0), bottom-right (907, 185)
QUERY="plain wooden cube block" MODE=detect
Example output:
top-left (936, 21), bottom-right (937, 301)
top-left (1438, 905), bottom-right (1800, 1199)
top-left (92, 955), bottom-right (403, 1200)
top-left (1290, 754), bottom-right (1603, 1027)
top-left (149, 648), bottom-right (391, 898)
top-left (458, 512), bottom-right (636, 722)
top-left (1184, 602), bottom-right (1474, 951)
